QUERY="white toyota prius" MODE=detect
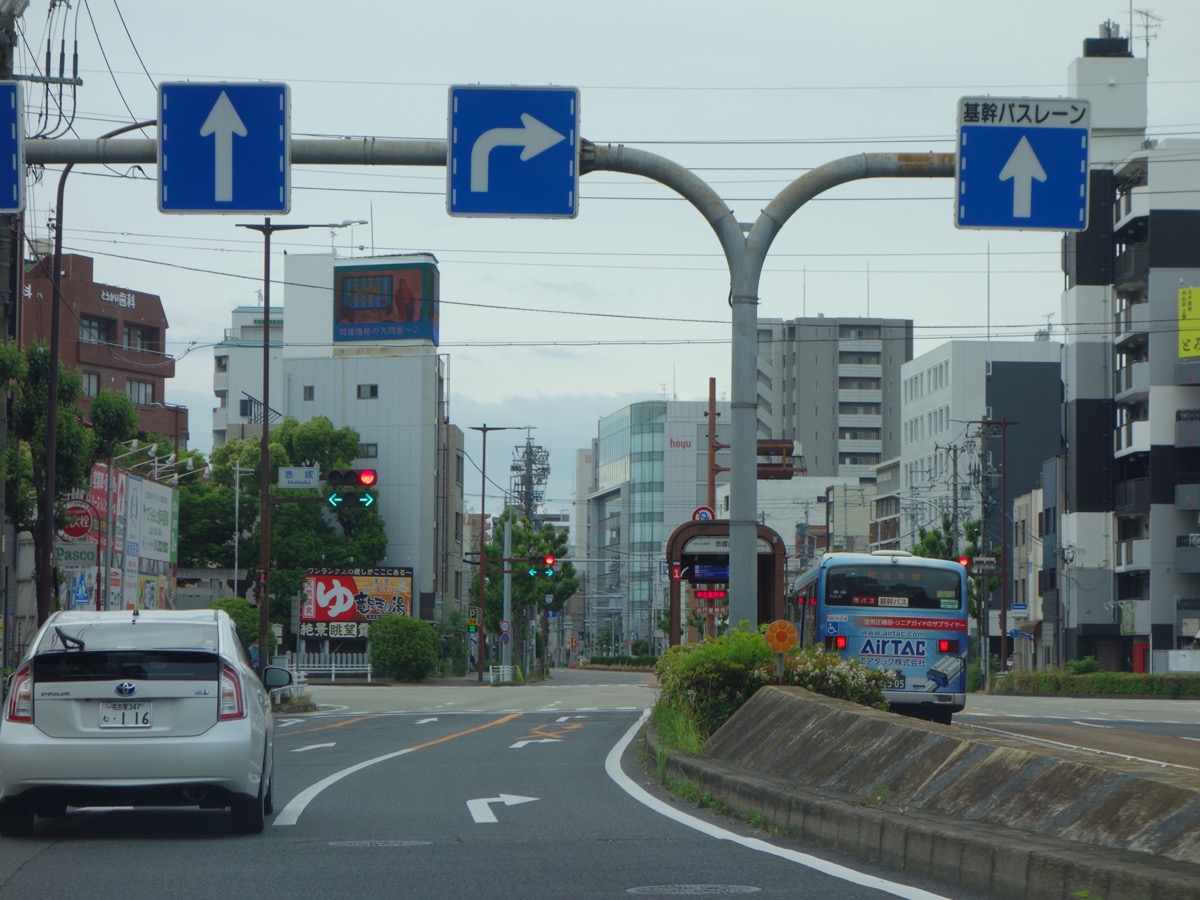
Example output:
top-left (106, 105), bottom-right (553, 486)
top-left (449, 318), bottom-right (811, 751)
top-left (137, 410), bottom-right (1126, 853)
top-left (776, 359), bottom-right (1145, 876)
top-left (0, 608), bottom-right (292, 836)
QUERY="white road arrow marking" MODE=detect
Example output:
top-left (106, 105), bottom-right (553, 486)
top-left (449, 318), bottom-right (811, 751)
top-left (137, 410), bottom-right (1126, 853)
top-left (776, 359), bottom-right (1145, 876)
top-left (291, 742), bottom-right (336, 752)
top-left (199, 90), bottom-right (247, 202)
top-left (415, 717), bottom-right (438, 725)
top-left (998, 135), bottom-right (1046, 218)
top-left (466, 793), bottom-right (538, 824)
top-left (509, 738), bottom-right (562, 749)
top-left (470, 113), bottom-right (565, 193)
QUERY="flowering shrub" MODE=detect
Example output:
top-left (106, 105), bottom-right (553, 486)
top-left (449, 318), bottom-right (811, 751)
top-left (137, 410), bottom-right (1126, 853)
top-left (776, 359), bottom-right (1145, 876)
top-left (654, 623), bottom-right (888, 740)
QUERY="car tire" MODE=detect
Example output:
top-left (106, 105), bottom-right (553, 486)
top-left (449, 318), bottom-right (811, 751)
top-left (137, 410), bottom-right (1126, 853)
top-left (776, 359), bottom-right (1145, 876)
top-left (230, 788), bottom-right (265, 834)
top-left (0, 800), bottom-right (34, 837)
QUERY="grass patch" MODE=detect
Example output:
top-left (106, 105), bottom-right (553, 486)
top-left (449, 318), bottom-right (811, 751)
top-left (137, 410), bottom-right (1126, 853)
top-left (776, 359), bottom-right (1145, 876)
top-left (651, 701), bottom-right (706, 756)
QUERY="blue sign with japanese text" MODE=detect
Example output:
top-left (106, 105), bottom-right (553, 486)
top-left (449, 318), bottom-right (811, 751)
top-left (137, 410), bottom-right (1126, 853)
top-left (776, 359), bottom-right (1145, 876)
top-left (448, 85), bottom-right (580, 218)
top-left (956, 97), bottom-right (1090, 231)
top-left (158, 82), bottom-right (290, 214)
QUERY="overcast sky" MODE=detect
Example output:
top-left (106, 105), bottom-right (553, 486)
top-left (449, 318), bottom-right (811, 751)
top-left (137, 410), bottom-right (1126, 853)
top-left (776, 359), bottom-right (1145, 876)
top-left (16, 1), bottom-right (1200, 513)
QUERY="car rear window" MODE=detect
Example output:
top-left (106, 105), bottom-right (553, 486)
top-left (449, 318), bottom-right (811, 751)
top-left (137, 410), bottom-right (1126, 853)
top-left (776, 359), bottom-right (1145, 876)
top-left (33, 650), bottom-right (220, 683)
top-left (31, 622), bottom-right (222, 683)
top-left (38, 622), bottom-right (219, 653)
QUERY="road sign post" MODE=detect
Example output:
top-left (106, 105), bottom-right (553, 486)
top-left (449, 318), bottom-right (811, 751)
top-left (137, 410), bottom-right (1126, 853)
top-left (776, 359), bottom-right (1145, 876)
top-left (955, 97), bottom-right (1090, 231)
top-left (158, 82), bottom-right (290, 213)
top-left (447, 85), bottom-right (579, 218)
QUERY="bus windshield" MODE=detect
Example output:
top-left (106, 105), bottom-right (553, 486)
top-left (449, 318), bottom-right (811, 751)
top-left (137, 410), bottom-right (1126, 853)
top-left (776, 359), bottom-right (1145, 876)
top-left (824, 564), bottom-right (962, 611)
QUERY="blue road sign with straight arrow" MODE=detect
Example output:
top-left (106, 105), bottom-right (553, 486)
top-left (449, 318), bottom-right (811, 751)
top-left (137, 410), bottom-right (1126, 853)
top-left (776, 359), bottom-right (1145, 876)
top-left (955, 96), bottom-right (1090, 232)
top-left (447, 85), bottom-right (579, 218)
top-left (158, 82), bottom-right (290, 214)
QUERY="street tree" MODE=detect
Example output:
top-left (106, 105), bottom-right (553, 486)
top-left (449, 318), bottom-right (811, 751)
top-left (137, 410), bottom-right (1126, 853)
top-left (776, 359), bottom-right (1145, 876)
top-left (208, 416), bottom-right (386, 641)
top-left (471, 509), bottom-right (577, 672)
top-left (1, 342), bottom-right (95, 624)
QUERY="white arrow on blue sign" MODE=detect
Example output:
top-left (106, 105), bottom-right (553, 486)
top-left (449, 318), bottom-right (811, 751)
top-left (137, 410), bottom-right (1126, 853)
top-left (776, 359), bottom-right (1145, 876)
top-left (158, 82), bottom-right (290, 214)
top-left (0, 82), bottom-right (23, 214)
top-left (447, 85), bottom-right (579, 218)
top-left (955, 96), bottom-right (1090, 232)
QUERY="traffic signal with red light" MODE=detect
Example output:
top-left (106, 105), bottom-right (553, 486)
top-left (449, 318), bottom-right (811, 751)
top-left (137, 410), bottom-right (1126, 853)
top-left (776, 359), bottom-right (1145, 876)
top-left (326, 468), bottom-right (379, 508)
top-left (526, 554), bottom-right (557, 577)
top-left (957, 555), bottom-right (970, 570)
top-left (327, 468), bottom-right (377, 488)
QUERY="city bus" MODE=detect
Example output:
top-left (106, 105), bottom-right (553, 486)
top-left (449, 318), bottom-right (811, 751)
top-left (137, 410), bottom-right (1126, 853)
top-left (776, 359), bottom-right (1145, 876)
top-left (791, 551), bottom-right (969, 724)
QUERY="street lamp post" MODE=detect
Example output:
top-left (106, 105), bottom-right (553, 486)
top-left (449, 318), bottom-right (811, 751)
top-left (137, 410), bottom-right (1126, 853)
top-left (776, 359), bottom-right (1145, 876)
top-left (469, 424), bottom-right (520, 683)
top-left (235, 217), bottom-right (366, 674)
top-left (39, 119), bottom-right (155, 623)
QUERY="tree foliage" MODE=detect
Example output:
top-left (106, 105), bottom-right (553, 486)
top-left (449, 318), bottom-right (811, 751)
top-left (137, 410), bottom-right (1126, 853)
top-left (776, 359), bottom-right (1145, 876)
top-left (369, 615), bottom-right (437, 681)
top-left (1, 342), bottom-right (97, 623)
top-left (469, 509), bottom-right (578, 670)
top-left (207, 416), bottom-right (386, 637)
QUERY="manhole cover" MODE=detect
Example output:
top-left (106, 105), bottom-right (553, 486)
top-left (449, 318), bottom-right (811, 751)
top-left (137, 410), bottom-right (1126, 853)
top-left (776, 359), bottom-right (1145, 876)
top-left (627, 887), bottom-right (760, 896)
top-left (328, 840), bottom-right (432, 848)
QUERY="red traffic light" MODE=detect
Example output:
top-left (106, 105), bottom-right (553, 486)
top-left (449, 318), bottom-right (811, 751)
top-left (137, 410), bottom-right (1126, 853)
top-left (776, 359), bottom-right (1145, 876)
top-left (543, 554), bottom-right (556, 567)
top-left (327, 468), bottom-right (378, 488)
top-left (957, 556), bottom-right (970, 568)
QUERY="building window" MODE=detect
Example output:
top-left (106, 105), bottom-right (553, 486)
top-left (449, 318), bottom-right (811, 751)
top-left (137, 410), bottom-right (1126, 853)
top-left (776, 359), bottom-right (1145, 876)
top-left (81, 371), bottom-right (100, 397)
top-left (357, 384), bottom-right (378, 399)
top-left (127, 380), bottom-right (154, 405)
top-left (303, 385), bottom-right (314, 401)
top-left (80, 317), bottom-right (109, 345)
top-left (215, 355), bottom-right (228, 373)
top-left (358, 443), bottom-right (378, 458)
top-left (455, 511), bottom-right (463, 543)
top-left (456, 453), bottom-right (464, 486)
top-left (124, 325), bottom-right (155, 352)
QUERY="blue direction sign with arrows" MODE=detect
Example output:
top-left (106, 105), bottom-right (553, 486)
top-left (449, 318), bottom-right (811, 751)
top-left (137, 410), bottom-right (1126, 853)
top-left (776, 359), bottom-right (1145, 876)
top-left (447, 85), bottom-right (579, 218)
top-left (158, 82), bottom-right (290, 214)
top-left (955, 97), bottom-right (1090, 231)
top-left (0, 82), bottom-right (23, 214)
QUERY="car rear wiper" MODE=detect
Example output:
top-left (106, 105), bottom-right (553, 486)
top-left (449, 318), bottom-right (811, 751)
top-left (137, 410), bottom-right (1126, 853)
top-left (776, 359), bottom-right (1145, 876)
top-left (54, 626), bottom-right (86, 651)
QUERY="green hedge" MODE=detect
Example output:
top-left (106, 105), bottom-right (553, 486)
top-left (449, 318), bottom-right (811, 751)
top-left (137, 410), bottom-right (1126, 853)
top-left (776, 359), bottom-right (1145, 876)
top-left (584, 655), bottom-right (658, 668)
top-left (992, 670), bottom-right (1200, 698)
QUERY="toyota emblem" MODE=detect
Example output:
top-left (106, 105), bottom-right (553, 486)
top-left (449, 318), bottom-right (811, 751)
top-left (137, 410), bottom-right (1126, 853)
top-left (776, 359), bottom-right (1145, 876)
top-left (114, 682), bottom-right (137, 697)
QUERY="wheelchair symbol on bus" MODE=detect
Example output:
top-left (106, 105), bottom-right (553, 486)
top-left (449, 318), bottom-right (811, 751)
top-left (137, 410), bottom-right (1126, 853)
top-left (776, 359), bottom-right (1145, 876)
top-left (825, 623), bottom-right (840, 637)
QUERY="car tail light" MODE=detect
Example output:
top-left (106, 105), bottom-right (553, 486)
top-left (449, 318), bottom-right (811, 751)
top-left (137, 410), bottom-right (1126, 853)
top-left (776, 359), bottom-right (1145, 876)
top-left (938, 639), bottom-right (959, 653)
top-left (6, 666), bottom-right (32, 722)
top-left (219, 663), bottom-right (246, 720)
top-left (824, 635), bottom-right (848, 652)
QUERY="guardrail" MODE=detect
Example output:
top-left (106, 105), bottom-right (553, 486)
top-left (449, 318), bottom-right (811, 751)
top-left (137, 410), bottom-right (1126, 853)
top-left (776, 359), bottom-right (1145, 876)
top-left (292, 652), bottom-right (372, 683)
top-left (488, 664), bottom-right (514, 683)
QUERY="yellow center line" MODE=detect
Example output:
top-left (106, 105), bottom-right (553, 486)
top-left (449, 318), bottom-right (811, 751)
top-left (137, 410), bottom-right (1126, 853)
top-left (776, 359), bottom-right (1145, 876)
top-left (277, 715), bottom-right (381, 738)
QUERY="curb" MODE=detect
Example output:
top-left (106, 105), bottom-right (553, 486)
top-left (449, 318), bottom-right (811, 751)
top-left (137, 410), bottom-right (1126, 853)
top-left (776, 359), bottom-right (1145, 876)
top-left (645, 725), bottom-right (1200, 900)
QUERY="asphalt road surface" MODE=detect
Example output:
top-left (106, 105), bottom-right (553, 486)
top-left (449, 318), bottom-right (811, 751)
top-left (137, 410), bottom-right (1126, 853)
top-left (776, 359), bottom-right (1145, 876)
top-left (0, 668), bottom-right (998, 900)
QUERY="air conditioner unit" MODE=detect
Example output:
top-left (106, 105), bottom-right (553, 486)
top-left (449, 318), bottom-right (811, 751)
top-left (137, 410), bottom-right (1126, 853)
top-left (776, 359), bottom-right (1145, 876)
top-left (1189, 534), bottom-right (1200, 547)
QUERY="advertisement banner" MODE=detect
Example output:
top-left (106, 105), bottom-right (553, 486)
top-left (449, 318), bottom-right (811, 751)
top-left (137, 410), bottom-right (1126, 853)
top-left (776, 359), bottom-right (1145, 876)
top-left (332, 261), bottom-right (440, 345)
top-left (301, 567), bottom-right (414, 639)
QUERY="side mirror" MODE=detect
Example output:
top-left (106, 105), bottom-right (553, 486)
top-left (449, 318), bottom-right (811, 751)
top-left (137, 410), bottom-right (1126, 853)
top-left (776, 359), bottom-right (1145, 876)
top-left (261, 666), bottom-right (293, 690)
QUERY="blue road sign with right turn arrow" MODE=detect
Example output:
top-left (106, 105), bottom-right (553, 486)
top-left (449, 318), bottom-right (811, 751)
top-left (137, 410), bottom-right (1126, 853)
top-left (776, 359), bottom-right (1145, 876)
top-left (955, 96), bottom-right (1090, 231)
top-left (447, 85), bottom-right (579, 218)
top-left (158, 82), bottom-right (290, 214)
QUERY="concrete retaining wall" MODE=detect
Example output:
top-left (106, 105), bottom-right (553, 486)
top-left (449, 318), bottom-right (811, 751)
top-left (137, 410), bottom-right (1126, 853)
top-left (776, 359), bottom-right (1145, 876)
top-left (650, 686), bottom-right (1200, 899)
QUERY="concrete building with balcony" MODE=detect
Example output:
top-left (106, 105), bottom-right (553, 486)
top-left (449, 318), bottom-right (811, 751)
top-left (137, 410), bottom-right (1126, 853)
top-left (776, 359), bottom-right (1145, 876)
top-left (756, 316), bottom-right (912, 478)
top-left (1052, 27), bottom-right (1200, 673)
top-left (211, 305), bottom-right (283, 447)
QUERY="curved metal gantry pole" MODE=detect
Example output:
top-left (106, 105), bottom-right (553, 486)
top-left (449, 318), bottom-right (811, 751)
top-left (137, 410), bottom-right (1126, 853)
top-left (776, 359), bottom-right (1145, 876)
top-left (25, 132), bottom-right (953, 632)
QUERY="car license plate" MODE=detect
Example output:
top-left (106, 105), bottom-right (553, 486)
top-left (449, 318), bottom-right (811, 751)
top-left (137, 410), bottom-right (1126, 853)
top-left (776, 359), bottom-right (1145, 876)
top-left (99, 701), bottom-right (152, 728)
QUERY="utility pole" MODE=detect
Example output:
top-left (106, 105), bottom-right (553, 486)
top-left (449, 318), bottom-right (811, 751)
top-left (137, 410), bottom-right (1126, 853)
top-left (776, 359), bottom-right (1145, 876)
top-left (970, 418), bottom-right (1018, 676)
top-left (0, 2), bottom-right (21, 668)
top-left (705, 377), bottom-right (727, 510)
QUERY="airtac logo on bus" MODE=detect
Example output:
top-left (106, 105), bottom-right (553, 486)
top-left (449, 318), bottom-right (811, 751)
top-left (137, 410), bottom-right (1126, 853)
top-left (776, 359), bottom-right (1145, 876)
top-left (861, 638), bottom-right (926, 657)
